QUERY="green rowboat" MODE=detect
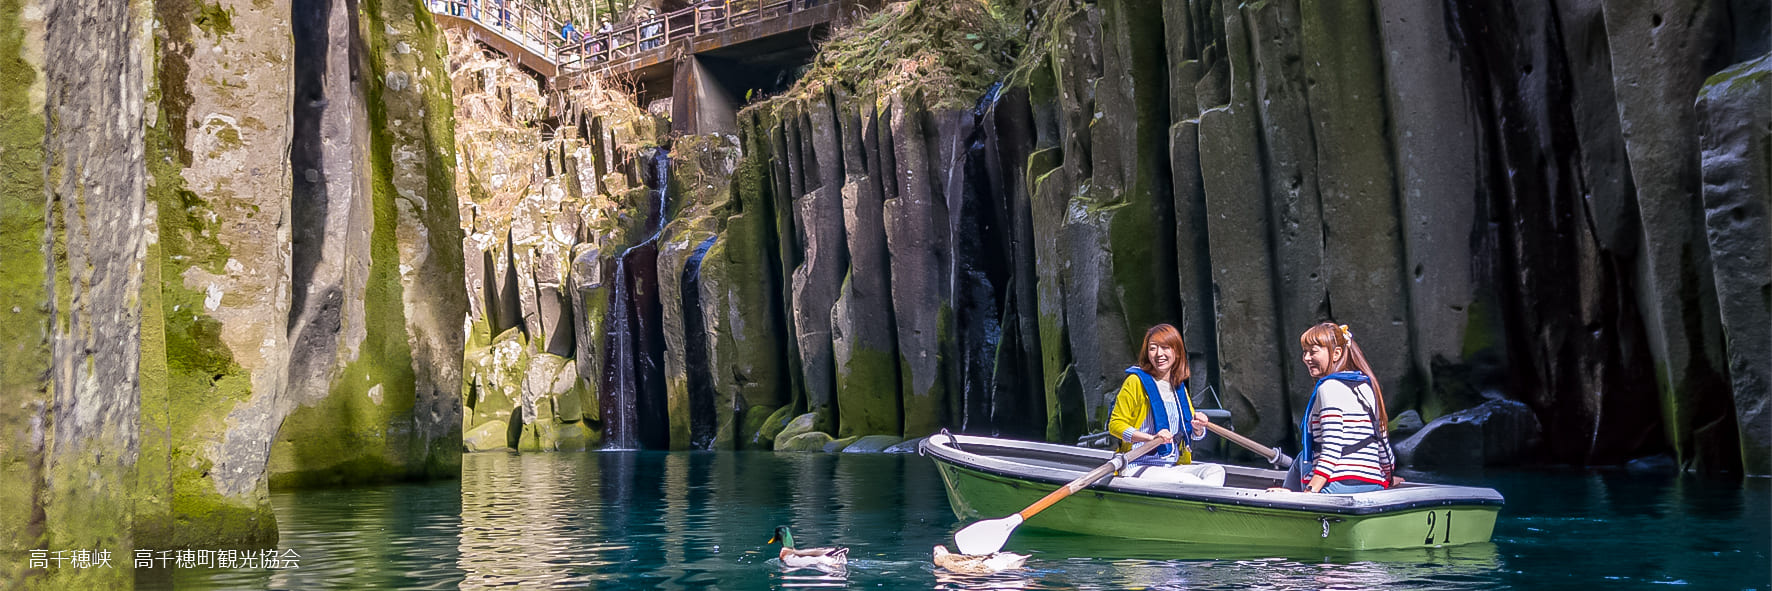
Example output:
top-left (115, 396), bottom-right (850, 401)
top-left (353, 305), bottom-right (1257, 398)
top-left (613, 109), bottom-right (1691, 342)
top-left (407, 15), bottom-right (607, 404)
top-left (922, 432), bottom-right (1503, 551)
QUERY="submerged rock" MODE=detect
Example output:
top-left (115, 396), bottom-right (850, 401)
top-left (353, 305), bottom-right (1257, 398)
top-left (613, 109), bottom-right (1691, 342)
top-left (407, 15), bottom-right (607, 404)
top-left (881, 439), bottom-right (923, 454)
top-left (841, 435), bottom-right (906, 453)
top-left (823, 436), bottom-right (862, 453)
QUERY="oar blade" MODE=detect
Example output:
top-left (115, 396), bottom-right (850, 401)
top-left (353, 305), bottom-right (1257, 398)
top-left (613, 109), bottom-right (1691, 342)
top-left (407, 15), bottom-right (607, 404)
top-left (953, 514), bottom-right (1024, 555)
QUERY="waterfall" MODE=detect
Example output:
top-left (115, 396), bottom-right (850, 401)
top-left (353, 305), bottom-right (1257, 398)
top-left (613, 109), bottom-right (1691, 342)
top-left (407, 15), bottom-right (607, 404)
top-left (599, 148), bottom-right (672, 450)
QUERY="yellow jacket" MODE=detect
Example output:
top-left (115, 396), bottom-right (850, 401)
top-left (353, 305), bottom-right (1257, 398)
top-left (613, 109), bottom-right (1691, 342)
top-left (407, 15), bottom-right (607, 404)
top-left (1106, 374), bottom-right (1197, 464)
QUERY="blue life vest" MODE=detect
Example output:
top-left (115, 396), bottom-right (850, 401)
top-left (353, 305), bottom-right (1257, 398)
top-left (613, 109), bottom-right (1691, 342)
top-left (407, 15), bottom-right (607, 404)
top-left (1298, 371), bottom-right (1370, 465)
top-left (1125, 366), bottom-right (1193, 459)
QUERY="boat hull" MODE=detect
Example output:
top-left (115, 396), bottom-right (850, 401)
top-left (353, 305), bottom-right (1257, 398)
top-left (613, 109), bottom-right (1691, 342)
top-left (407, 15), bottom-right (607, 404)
top-left (924, 434), bottom-right (1500, 551)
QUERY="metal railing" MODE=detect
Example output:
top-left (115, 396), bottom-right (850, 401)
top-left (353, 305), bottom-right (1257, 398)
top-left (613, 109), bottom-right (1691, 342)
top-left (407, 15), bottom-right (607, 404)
top-left (425, 0), bottom-right (827, 75)
top-left (428, 0), bottom-right (568, 64)
top-left (555, 0), bottom-right (825, 74)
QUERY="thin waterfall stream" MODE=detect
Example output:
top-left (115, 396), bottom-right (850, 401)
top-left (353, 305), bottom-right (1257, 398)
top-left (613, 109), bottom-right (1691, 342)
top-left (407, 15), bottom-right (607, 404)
top-left (600, 148), bottom-right (673, 450)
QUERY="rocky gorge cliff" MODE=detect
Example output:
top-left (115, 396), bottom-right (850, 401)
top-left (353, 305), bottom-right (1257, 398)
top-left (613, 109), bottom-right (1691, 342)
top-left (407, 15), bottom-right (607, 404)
top-left (2, 0), bottom-right (464, 585)
top-left (460, 0), bottom-right (1769, 477)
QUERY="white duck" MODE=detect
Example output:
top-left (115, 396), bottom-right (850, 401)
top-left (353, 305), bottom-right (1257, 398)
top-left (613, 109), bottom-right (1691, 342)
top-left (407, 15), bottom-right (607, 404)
top-left (932, 544), bottom-right (1029, 575)
top-left (768, 526), bottom-right (849, 569)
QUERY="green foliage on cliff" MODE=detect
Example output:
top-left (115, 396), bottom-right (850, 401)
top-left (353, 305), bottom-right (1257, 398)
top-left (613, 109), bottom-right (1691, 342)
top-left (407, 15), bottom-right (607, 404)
top-left (772, 0), bottom-right (1017, 111)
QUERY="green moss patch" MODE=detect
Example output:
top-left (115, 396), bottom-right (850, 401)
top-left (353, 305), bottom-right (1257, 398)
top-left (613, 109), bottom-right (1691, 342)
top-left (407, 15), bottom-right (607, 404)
top-left (193, 1), bottom-right (235, 37)
top-left (835, 346), bottom-right (902, 438)
top-left (751, 0), bottom-right (1017, 112)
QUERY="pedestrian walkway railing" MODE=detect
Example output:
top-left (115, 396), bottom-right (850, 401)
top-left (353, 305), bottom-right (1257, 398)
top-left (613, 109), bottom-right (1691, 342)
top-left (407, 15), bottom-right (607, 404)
top-left (427, 0), bottom-right (566, 64)
top-left (555, 0), bottom-right (825, 74)
top-left (426, 0), bottom-right (828, 77)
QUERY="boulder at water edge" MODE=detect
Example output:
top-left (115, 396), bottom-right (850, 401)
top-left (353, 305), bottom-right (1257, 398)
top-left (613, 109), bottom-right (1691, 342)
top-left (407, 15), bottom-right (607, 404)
top-left (779, 431), bottom-right (836, 452)
top-left (774, 412), bottom-right (821, 449)
top-left (464, 420), bottom-right (511, 452)
top-left (1395, 400), bottom-right (1542, 468)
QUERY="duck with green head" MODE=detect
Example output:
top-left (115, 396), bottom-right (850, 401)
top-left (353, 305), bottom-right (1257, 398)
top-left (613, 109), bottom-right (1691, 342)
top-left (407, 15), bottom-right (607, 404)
top-left (767, 526), bottom-right (849, 569)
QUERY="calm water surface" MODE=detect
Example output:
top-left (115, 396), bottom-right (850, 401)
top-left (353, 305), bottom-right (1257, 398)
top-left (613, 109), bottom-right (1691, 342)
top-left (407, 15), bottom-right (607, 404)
top-left (154, 451), bottom-right (1770, 590)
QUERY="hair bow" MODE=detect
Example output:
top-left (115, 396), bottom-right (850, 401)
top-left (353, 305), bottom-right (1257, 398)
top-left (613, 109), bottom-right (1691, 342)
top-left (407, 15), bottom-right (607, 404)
top-left (1338, 324), bottom-right (1353, 342)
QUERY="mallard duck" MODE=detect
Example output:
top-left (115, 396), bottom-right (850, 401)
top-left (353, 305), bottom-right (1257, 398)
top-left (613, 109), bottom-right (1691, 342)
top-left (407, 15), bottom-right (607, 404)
top-left (768, 526), bottom-right (849, 569)
top-left (932, 544), bottom-right (1029, 574)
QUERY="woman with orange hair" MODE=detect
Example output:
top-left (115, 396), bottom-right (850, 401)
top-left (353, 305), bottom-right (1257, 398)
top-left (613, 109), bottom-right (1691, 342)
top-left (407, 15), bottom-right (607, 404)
top-left (1288, 322), bottom-right (1396, 494)
top-left (1106, 324), bottom-right (1224, 485)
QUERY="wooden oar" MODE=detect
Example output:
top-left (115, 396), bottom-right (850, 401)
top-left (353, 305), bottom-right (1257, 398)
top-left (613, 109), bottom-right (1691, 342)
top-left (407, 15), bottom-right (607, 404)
top-left (1202, 421), bottom-right (1294, 469)
top-left (952, 439), bottom-right (1163, 555)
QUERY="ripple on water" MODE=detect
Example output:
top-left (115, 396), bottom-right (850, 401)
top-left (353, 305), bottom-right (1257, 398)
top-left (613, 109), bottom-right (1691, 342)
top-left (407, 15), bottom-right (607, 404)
top-left (155, 454), bottom-right (1768, 590)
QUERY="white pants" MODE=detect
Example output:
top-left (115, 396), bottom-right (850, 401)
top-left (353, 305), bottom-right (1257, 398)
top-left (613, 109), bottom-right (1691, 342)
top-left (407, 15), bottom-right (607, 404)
top-left (1125, 462), bottom-right (1227, 487)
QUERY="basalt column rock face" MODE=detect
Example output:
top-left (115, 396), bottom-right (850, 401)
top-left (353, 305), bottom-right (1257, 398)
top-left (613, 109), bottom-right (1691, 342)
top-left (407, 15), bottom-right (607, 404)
top-left (1193, 0), bottom-right (1289, 447)
top-left (1697, 55), bottom-right (1771, 475)
top-left (141, 0), bottom-right (292, 549)
top-left (700, 111), bottom-right (792, 449)
top-left (831, 90), bottom-right (903, 439)
top-left (882, 89), bottom-right (957, 438)
top-left (980, 0), bottom-right (1763, 471)
top-left (1374, 0), bottom-right (1477, 420)
top-left (270, 0), bottom-right (465, 490)
top-left (1, 0), bottom-right (148, 586)
top-left (1599, 0), bottom-right (1739, 471)
top-left (789, 96), bottom-right (848, 436)
top-left (9, 0), bottom-right (467, 571)
top-left (658, 134), bottom-right (739, 449)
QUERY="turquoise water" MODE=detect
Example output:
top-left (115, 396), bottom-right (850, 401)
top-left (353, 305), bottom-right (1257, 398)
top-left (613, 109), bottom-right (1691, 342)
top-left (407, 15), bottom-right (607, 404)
top-left (149, 451), bottom-right (1770, 590)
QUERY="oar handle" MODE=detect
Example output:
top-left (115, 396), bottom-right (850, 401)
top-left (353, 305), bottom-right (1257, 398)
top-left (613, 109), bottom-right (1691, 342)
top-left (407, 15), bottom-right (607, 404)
top-left (1017, 440), bottom-right (1161, 520)
top-left (1202, 421), bottom-right (1294, 468)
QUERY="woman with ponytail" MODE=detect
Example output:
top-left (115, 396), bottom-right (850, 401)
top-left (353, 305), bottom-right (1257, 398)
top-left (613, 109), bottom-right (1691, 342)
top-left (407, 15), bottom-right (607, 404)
top-left (1105, 324), bottom-right (1225, 486)
top-left (1285, 322), bottom-right (1396, 494)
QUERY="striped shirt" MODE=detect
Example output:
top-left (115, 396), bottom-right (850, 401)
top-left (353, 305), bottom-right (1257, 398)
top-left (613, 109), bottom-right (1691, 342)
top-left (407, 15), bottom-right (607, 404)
top-left (1308, 379), bottom-right (1393, 486)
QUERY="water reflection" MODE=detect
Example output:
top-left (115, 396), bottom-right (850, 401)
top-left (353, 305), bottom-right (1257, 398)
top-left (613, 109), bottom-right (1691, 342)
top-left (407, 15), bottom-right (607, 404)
top-left (147, 480), bottom-right (465, 590)
top-left (932, 568), bottom-right (1036, 590)
top-left (157, 454), bottom-right (1767, 590)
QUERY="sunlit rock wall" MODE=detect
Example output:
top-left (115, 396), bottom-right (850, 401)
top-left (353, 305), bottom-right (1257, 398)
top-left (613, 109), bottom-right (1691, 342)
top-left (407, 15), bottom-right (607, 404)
top-left (1, 0), bottom-right (465, 578)
top-left (0, 0), bottom-right (148, 587)
top-left (267, 0), bottom-right (465, 490)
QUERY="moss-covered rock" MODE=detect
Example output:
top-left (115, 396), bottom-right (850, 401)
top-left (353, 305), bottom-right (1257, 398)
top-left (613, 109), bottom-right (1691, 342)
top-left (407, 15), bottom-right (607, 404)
top-left (699, 117), bottom-right (792, 447)
top-left (740, 404), bottom-right (781, 449)
top-left (554, 421), bottom-right (594, 452)
top-left (774, 412), bottom-right (821, 449)
top-left (465, 328), bottom-right (528, 429)
top-left (756, 401), bottom-right (798, 445)
top-left (8, 0), bottom-right (156, 581)
top-left (139, 0), bottom-right (284, 550)
top-left (0, 0), bottom-right (52, 572)
top-left (779, 431), bottom-right (836, 452)
top-left (464, 420), bottom-right (512, 452)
